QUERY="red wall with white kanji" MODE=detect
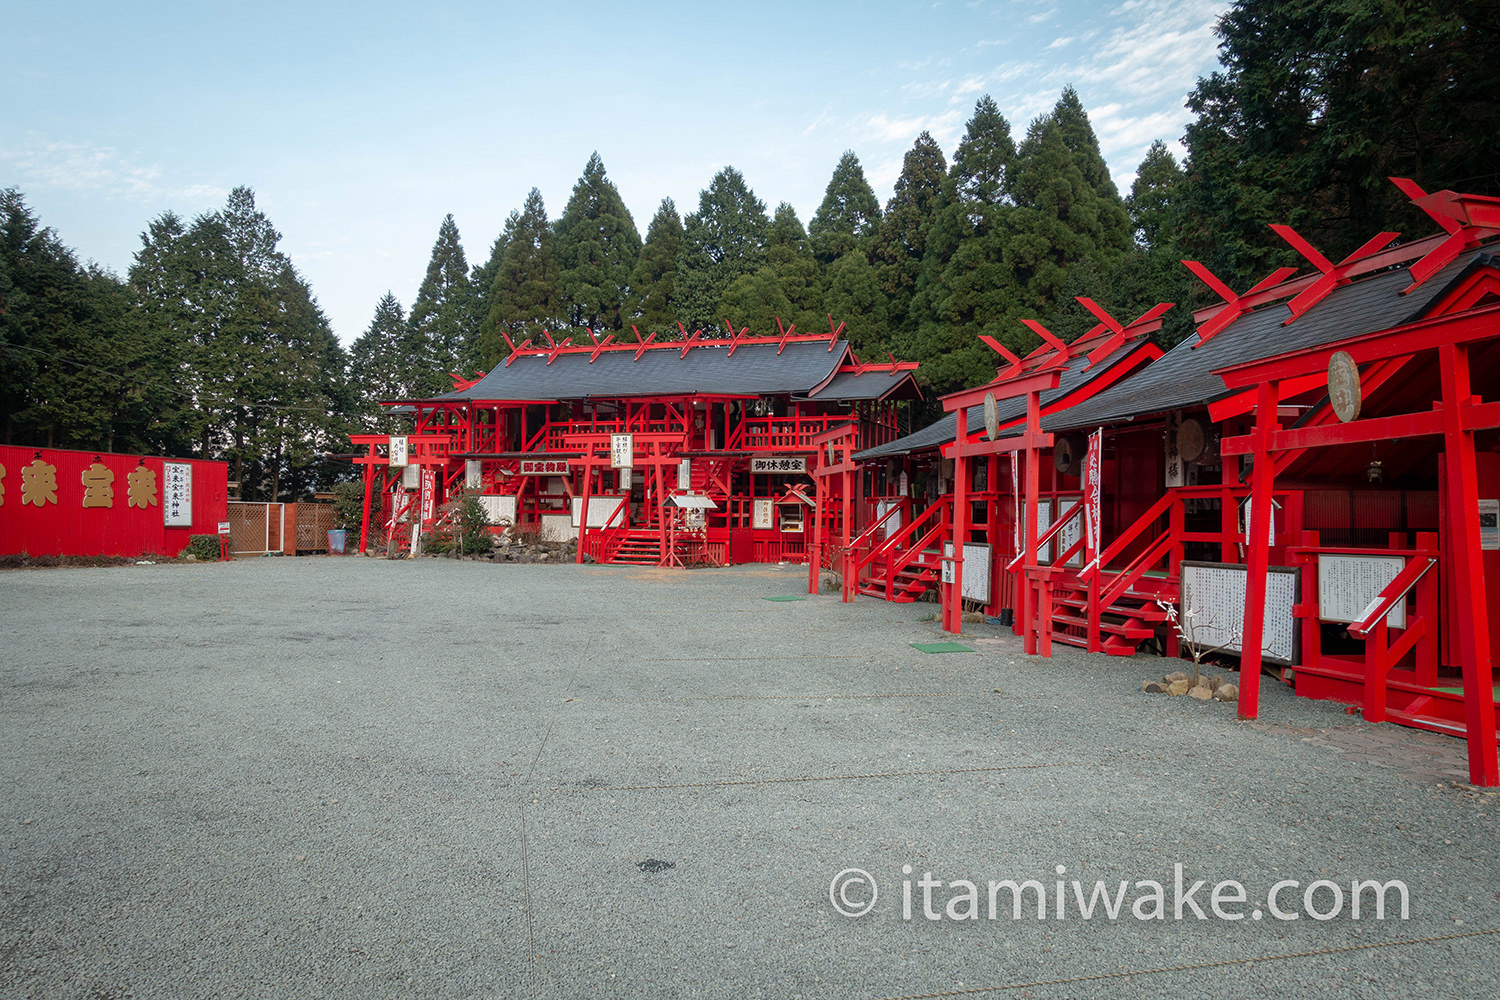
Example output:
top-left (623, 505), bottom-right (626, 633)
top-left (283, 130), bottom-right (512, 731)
top-left (0, 445), bottom-right (229, 558)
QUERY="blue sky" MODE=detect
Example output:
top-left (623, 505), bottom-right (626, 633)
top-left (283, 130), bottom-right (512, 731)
top-left (3, 1), bottom-right (1230, 346)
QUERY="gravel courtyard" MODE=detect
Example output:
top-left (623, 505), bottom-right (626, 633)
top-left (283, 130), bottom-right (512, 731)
top-left (1, 557), bottom-right (1496, 999)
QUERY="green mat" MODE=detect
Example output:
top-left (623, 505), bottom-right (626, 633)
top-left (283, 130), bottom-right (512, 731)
top-left (762, 595), bottom-right (806, 602)
top-left (911, 642), bottom-right (975, 654)
top-left (1429, 685), bottom-right (1500, 701)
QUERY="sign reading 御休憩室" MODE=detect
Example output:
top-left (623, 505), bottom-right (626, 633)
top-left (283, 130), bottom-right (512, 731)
top-left (163, 462), bottom-right (192, 527)
top-left (519, 459), bottom-right (571, 476)
top-left (750, 456), bottom-right (806, 474)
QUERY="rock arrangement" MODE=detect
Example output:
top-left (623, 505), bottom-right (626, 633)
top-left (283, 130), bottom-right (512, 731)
top-left (1143, 670), bottom-right (1239, 703)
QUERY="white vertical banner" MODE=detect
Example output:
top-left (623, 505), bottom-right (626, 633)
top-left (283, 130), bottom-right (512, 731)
top-left (1083, 428), bottom-right (1102, 564)
top-left (163, 462), bottom-right (192, 527)
top-left (1010, 456), bottom-right (1021, 554)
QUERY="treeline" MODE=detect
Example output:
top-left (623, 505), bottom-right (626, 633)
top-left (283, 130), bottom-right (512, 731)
top-left (3, 0), bottom-right (1495, 500)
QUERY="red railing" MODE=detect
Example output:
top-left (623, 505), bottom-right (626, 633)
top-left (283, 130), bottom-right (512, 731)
top-left (731, 415), bottom-right (857, 451)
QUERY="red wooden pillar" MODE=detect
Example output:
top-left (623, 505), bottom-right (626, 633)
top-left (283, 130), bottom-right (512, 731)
top-left (1438, 343), bottom-right (1499, 786)
top-left (1022, 392), bottom-right (1042, 656)
top-left (1238, 379), bottom-right (1280, 719)
top-left (358, 444), bottom-right (376, 554)
top-left (945, 406), bottom-right (969, 634)
top-left (575, 456), bottom-right (595, 564)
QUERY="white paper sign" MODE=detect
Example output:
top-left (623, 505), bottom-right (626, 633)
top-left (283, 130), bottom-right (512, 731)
top-left (611, 434), bottom-right (634, 469)
top-left (678, 459), bottom-right (692, 490)
top-left (163, 462), bottom-right (192, 527)
top-left (389, 436), bottom-right (408, 467)
top-left (752, 498), bottom-right (775, 530)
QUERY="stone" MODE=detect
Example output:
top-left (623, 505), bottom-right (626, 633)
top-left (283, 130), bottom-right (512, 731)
top-left (1165, 671), bottom-right (1190, 684)
top-left (1142, 680), bottom-right (1167, 693)
top-left (1166, 679), bottom-right (1190, 697)
top-left (1207, 674), bottom-right (1225, 693)
top-left (961, 611), bottom-right (984, 623)
top-left (1188, 685), bottom-right (1213, 700)
top-left (1214, 684), bottom-right (1238, 702)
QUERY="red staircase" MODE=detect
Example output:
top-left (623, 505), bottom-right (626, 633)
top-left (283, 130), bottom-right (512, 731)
top-left (1037, 491), bottom-right (1183, 657)
top-left (845, 497), bottom-right (952, 603)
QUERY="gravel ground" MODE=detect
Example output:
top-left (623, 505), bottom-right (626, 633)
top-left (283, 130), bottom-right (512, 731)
top-left (1, 557), bottom-right (1497, 1000)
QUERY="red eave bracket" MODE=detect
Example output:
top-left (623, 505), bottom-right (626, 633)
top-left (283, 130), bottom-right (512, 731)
top-left (1392, 177), bottom-right (1500, 292)
top-left (1185, 262), bottom-right (1300, 346)
top-left (1270, 225), bottom-right (1401, 324)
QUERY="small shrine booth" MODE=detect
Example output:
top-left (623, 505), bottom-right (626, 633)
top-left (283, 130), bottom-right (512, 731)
top-left (1028, 180), bottom-right (1500, 785)
top-left (349, 323), bottom-right (919, 568)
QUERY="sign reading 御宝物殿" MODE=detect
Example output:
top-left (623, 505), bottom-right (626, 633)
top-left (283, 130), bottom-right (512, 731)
top-left (519, 459), bottom-right (571, 475)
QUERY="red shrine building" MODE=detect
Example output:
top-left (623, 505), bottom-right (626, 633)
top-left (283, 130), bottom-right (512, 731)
top-left (840, 178), bottom-right (1500, 786)
top-left (350, 323), bottom-right (919, 570)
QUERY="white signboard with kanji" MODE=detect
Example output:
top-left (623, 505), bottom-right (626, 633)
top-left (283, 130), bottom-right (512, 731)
top-left (752, 498), bottom-right (775, 530)
top-left (389, 436), bottom-right (408, 467)
top-left (751, 456), bottom-right (807, 474)
top-left (163, 462), bottom-right (192, 527)
top-left (519, 458), bottom-right (571, 475)
top-left (611, 434), bottom-right (634, 469)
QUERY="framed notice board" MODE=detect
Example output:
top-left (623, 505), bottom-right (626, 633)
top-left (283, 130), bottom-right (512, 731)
top-left (1179, 561), bottom-right (1299, 666)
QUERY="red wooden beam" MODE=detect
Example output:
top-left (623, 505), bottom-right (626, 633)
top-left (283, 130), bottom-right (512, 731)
top-left (725, 323), bottom-right (749, 358)
top-left (1079, 299), bottom-right (1174, 367)
top-left (1216, 301), bottom-right (1500, 388)
top-left (588, 333), bottom-right (615, 363)
top-left (1391, 177), bottom-right (1500, 292)
top-left (977, 335), bottom-right (1024, 380)
top-left (1185, 262), bottom-right (1300, 345)
top-left (827, 315), bottom-right (845, 351)
top-left (503, 338), bottom-right (533, 367)
top-left (1270, 225), bottom-right (1402, 323)
top-left (678, 327), bottom-right (703, 358)
top-left (1020, 319), bottom-right (1070, 363)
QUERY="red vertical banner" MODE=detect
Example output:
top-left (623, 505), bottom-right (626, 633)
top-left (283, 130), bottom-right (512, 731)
top-left (1083, 428), bottom-right (1102, 568)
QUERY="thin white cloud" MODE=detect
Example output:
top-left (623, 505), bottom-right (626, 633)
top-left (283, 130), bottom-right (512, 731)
top-left (0, 132), bottom-right (224, 204)
top-left (1048, 36), bottom-right (1074, 49)
top-left (1028, 7), bottom-right (1058, 25)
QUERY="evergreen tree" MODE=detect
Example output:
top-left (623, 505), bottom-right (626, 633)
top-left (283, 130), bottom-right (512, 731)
top-left (473, 213), bottom-right (517, 362)
top-left (904, 97), bottom-right (1020, 396)
top-left (869, 132), bottom-right (948, 338)
top-left (408, 214), bottom-right (474, 394)
top-left (718, 267), bottom-right (795, 336)
top-left (764, 202), bottom-right (824, 334)
top-left (809, 151), bottom-right (883, 263)
top-left (627, 198), bottom-right (684, 336)
top-left (1122, 141), bottom-right (1194, 345)
top-left (822, 251), bottom-right (888, 354)
top-left (676, 167), bottom-right (769, 333)
top-left (1179, 0), bottom-right (1500, 289)
top-left (554, 152), bottom-right (642, 334)
top-left (483, 189), bottom-right (561, 365)
top-left (348, 292), bottom-right (410, 429)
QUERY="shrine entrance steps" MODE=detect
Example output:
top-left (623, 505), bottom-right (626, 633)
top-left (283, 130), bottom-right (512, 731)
top-left (857, 549), bottom-right (943, 603)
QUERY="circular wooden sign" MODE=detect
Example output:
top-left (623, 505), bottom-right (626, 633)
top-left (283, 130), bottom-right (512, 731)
top-left (1177, 417), bottom-right (1208, 463)
top-left (1328, 351), bottom-right (1361, 422)
top-left (984, 392), bottom-right (999, 440)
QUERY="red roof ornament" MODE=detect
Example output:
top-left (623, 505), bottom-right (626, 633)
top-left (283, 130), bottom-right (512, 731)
top-left (1184, 261), bottom-right (1299, 346)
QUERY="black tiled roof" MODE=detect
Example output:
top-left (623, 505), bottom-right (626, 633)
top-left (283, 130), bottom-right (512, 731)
top-left (420, 341), bottom-right (850, 403)
top-left (798, 369), bottom-right (921, 402)
top-left (1045, 252), bottom-right (1483, 432)
top-left (855, 339), bottom-right (1153, 460)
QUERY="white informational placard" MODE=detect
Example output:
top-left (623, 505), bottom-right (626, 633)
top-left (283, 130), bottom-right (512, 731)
top-left (476, 495), bottom-right (517, 526)
top-left (1318, 553), bottom-right (1407, 628)
top-left (610, 434), bottom-right (633, 469)
top-left (943, 542), bottom-right (992, 602)
top-left (875, 501), bottom-right (903, 540)
top-left (752, 498), bottom-right (775, 530)
top-left (465, 460), bottom-right (482, 489)
top-left (401, 464), bottom-right (421, 489)
top-left (539, 514), bottom-right (574, 542)
top-left (163, 462), bottom-right (192, 527)
top-left (1480, 498), bottom-right (1499, 551)
top-left (1057, 495), bottom-right (1083, 568)
top-left (678, 459), bottom-right (692, 490)
top-left (1035, 501), bottom-right (1055, 564)
top-left (388, 436), bottom-right (408, 467)
top-left (1179, 561), bottom-right (1298, 666)
top-left (571, 495), bottom-right (628, 529)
